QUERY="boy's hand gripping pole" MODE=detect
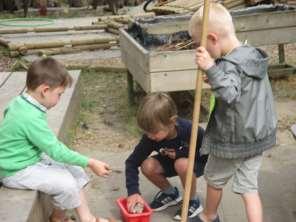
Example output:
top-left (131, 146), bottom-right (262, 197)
top-left (180, 1), bottom-right (211, 222)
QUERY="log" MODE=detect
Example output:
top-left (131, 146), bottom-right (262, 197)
top-left (114, 17), bottom-right (130, 24)
top-left (97, 12), bottom-right (155, 22)
top-left (9, 42), bottom-right (118, 57)
top-left (106, 20), bottom-right (124, 29)
top-left (105, 27), bottom-right (120, 35)
top-left (8, 37), bottom-right (119, 50)
top-left (0, 38), bottom-right (9, 47)
top-left (0, 25), bottom-right (107, 35)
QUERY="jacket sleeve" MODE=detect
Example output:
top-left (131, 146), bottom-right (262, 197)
top-left (206, 62), bottom-right (241, 104)
top-left (125, 136), bottom-right (154, 196)
top-left (24, 116), bottom-right (89, 167)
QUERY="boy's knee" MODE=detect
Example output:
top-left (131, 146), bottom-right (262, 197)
top-left (174, 158), bottom-right (188, 175)
top-left (54, 178), bottom-right (79, 196)
top-left (140, 158), bottom-right (158, 175)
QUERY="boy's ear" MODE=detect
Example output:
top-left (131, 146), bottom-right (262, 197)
top-left (207, 33), bottom-right (218, 44)
top-left (39, 84), bottom-right (50, 97)
top-left (170, 115), bottom-right (178, 123)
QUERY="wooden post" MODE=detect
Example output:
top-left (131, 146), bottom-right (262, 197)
top-left (278, 44), bottom-right (285, 64)
top-left (127, 71), bottom-right (135, 105)
top-left (180, 1), bottom-right (211, 222)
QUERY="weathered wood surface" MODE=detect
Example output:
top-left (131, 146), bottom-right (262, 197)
top-left (150, 70), bottom-right (210, 92)
top-left (120, 7), bottom-right (296, 93)
top-left (120, 29), bottom-right (210, 93)
top-left (150, 50), bottom-right (197, 73)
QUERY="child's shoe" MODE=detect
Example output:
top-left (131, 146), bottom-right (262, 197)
top-left (150, 187), bottom-right (182, 211)
top-left (188, 214), bottom-right (220, 222)
top-left (173, 198), bottom-right (203, 220)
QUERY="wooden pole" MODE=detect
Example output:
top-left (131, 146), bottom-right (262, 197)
top-left (180, 1), bottom-right (211, 222)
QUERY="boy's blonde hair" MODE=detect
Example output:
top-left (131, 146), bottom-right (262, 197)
top-left (189, 3), bottom-right (235, 38)
top-left (26, 57), bottom-right (72, 90)
top-left (137, 93), bottom-right (177, 133)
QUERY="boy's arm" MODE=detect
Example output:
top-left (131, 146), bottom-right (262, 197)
top-left (125, 136), bottom-right (153, 196)
top-left (206, 62), bottom-right (241, 104)
top-left (24, 116), bottom-right (89, 167)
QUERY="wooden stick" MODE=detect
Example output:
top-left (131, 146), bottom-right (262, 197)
top-left (180, 1), bottom-right (211, 222)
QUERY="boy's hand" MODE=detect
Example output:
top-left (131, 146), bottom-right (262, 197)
top-left (195, 46), bottom-right (215, 71)
top-left (161, 148), bottom-right (176, 160)
top-left (88, 158), bottom-right (111, 177)
top-left (127, 194), bottom-right (145, 213)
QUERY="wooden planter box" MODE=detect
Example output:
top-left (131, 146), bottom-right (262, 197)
top-left (120, 5), bottom-right (296, 93)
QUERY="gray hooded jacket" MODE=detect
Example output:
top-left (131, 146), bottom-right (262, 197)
top-left (201, 45), bottom-right (277, 159)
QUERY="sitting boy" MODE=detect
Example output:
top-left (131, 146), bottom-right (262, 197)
top-left (0, 58), bottom-right (114, 222)
top-left (125, 93), bottom-right (208, 220)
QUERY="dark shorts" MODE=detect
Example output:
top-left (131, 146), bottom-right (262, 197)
top-left (152, 153), bottom-right (208, 178)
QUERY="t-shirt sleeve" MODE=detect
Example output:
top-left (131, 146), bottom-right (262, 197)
top-left (24, 115), bottom-right (89, 167)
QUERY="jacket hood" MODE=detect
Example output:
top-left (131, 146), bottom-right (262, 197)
top-left (222, 45), bottom-right (269, 79)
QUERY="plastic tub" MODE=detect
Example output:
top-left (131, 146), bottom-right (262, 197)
top-left (116, 197), bottom-right (152, 222)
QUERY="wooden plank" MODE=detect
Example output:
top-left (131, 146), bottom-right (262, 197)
top-left (150, 50), bottom-right (196, 73)
top-left (119, 29), bottom-right (149, 72)
top-left (233, 10), bottom-right (296, 32)
top-left (150, 70), bottom-right (210, 92)
top-left (121, 49), bottom-right (150, 92)
top-left (0, 72), bottom-right (26, 114)
top-left (143, 19), bottom-right (190, 35)
top-left (120, 29), bottom-right (151, 92)
top-left (237, 26), bottom-right (296, 46)
top-left (0, 72), bottom-right (11, 87)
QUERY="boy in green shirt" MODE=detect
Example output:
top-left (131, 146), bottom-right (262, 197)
top-left (0, 58), bottom-right (114, 222)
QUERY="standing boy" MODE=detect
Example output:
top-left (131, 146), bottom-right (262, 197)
top-left (189, 3), bottom-right (277, 222)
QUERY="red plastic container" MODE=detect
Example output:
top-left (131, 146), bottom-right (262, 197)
top-left (116, 197), bottom-right (152, 222)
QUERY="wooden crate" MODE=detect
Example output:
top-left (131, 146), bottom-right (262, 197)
top-left (120, 28), bottom-right (211, 93)
top-left (120, 5), bottom-right (296, 93)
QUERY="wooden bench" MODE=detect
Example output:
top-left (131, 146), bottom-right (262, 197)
top-left (0, 70), bottom-right (81, 222)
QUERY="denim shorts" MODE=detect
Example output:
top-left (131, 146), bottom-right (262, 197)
top-left (204, 154), bottom-right (263, 194)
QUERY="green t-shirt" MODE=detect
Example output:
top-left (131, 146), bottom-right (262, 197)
top-left (0, 95), bottom-right (89, 178)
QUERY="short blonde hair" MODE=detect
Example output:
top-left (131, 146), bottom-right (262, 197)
top-left (189, 3), bottom-right (235, 38)
top-left (137, 93), bottom-right (177, 133)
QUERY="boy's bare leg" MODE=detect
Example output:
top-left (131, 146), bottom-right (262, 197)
top-left (200, 185), bottom-right (222, 221)
top-left (242, 192), bottom-right (263, 222)
top-left (49, 208), bottom-right (67, 222)
top-left (174, 158), bottom-right (196, 199)
top-left (141, 158), bottom-right (171, 190)
top-left (75, 190), bottom-right (96, 222)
